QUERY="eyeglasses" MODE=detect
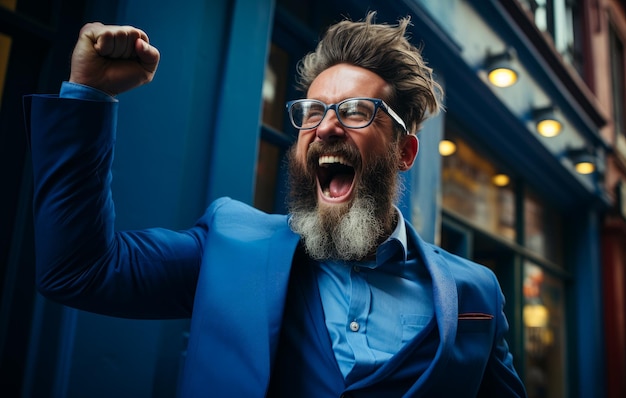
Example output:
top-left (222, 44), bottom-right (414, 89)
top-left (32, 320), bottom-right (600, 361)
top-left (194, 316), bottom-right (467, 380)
top-left (286, 97), bottom-right (408, 134)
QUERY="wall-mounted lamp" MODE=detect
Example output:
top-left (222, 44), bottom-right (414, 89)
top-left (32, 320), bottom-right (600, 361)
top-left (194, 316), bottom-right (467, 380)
top-left (485, 48), bottom-right (518, 88)
top-left (566, 147), bottom-right (596, 175)
top-left (439, 139), bottom-right (457, 156)
top-left (492, 173), bottom-right (510, 187)
top-left (533, 106), bottom-right (563, 138)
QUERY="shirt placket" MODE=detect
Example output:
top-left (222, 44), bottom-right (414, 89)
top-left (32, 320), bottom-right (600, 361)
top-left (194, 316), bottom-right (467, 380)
top-left (345, 266), bottom-right (376, 380)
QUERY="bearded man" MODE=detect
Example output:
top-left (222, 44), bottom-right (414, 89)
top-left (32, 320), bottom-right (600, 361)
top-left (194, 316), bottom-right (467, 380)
top-left (25, 12), bottom-right (526, 397)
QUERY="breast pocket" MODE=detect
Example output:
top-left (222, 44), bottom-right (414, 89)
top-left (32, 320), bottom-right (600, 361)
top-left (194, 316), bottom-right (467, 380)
top-left (401, 314), bottom-right (432, 344)
top-left (457, 312), bottom-right (494, 333)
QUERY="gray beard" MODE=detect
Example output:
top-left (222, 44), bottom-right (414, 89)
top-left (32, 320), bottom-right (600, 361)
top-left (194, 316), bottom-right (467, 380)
top-left (286, 140), bottom-right (401, 262)
top-left (289, 195), bottom-right (385, 261)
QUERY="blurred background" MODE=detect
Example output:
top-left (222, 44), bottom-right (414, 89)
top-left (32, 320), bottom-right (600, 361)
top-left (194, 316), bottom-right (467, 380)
top-left (1, 0), bottom-right (625, 397)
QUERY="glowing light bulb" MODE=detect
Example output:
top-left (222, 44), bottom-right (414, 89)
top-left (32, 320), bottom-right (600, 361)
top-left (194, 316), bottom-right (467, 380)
top-left (439, 140), bottom-right (457, 156)
top-left (488, 67), bottom-right (518, 88)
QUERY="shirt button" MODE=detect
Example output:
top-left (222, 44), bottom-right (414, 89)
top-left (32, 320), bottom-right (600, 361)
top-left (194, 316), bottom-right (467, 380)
top-left (353, 266), bottom-right (360, 272)
top-left (349, 321), bottom-right (360, 332)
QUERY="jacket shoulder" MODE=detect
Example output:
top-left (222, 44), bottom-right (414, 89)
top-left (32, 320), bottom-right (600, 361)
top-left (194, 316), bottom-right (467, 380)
top-left (200, 197), bottom-right (291, 239)
top-left (441, 245), bottom-right (499, 287)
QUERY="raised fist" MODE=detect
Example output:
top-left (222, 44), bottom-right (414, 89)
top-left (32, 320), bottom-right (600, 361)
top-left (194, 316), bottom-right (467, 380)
top-left (69, 22), bottom-right (160, 96)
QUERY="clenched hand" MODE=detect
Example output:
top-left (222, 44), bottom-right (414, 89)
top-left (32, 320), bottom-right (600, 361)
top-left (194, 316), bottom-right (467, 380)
top-left (69, 22), bottom-right (160, 96)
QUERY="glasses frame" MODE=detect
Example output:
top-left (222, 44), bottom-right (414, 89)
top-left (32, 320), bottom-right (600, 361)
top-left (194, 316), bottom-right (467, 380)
top-left (285, 97), bottom-right (408, 134)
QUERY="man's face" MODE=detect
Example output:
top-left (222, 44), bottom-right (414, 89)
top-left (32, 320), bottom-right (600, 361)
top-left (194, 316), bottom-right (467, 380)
top-left (287, 63), bottom-right (418, 261)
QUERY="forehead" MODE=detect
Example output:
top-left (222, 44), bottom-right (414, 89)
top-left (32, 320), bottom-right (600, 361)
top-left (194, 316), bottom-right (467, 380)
top-left (307, 63), bottom-right (391, 102)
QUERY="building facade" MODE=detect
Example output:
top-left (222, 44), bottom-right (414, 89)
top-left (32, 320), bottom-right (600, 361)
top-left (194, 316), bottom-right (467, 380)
top-left (0, 0), bottom-right (621, 397)
top-left (587, 1), bottom-right (626, 397)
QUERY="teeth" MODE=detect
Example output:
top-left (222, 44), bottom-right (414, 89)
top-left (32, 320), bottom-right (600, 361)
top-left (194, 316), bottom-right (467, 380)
top-left (318, 155), bottom-right (352, 167)
top-left (323, 188), bottom-right (331, 197)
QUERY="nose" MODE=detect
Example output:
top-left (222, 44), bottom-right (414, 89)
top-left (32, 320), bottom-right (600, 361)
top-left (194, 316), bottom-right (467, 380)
top-left (315, 108), bottom-right (346, 142)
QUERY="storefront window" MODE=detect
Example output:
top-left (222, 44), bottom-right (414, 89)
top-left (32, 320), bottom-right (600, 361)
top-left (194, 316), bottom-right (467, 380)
top-left (255, 44), bottom-right (290, 212)
top-left (523, 261), bottom-right (566, 398)
top-left (441, 134), bottom-right (516, 241)
top-left (0, 33), bottom-right (11, 107)
top-left (2, 0), bottom-right (56, 25)
top-left (0, 0), bottom-right (17, 10)
top-left (610, 24), bottom-right (626, 140)
top-left (440, 128), bottom-right (569, 395)
top-left (261, 44), bottom-right (288, 132)
top-left (0, 1), bottom-right (16, 108)
top-left (524, 190), bottom-right (562, 265)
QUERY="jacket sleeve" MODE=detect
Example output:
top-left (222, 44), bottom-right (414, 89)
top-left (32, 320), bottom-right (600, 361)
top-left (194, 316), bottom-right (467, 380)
top-left (25, 94), bottom-right (206, 319)
top-left (477, 271), bottom-right (528, 397)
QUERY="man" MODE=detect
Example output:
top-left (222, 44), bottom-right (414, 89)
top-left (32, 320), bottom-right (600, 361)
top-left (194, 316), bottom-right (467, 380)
top-left (25, 12), bottom-right (526, 397)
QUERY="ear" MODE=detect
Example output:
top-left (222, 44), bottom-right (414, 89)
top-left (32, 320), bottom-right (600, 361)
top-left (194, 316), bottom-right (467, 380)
top-left (399, 134), bottom-right (419, 171)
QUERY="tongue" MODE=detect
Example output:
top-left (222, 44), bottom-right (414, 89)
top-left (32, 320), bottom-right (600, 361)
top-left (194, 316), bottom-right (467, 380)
top-left (329, 173), bottom-right (353, 198)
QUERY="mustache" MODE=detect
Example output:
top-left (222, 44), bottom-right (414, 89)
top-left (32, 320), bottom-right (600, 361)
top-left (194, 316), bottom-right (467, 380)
top-left (287, 141), bottom-right (358, 213)
top-left (305, 141), bottom-right (362, 173)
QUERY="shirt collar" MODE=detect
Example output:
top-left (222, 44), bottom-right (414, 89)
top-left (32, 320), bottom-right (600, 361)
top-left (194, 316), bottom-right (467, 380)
top-left (313, 206), bottom-right (409, 270)
top-left (368, 206), bottom-right (408, 268)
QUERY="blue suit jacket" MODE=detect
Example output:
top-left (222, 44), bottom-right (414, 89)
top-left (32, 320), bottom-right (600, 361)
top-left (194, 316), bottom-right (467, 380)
top-left (25, 95), bottom-right (526, 397)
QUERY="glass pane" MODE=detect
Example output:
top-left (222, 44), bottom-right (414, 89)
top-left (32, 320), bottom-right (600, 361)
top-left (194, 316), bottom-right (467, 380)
top-left (262, 44), bottom-right (289, 131)
top-left (256, 42), bottom-right (290, 213)
top-left (524, 190), bottom-right (562, 265)
top-left (254, 139), bottom-right (281, 213)
top-left (610, 25), bottom-right (625, 137)
top-left (523, 262), bottom-right (566, 398)
top-left (0, 0), bottom-right (17, 11)
top-left (533, 0), bottom-right (548, 32)
top-left (276, 0), bottom-right (337, 29)
top-left (9, 0), bottom-right (54, 25)
top-left (277, 0), bottom-right (314, 25)
top-left (0, 33), bottom-right (11, 108)
top-left (441, 134), bottom-right (516, 241)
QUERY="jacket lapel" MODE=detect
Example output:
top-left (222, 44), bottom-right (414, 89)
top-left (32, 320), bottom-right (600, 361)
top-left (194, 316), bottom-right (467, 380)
top-left (405, 225), bottom-right (459, 395)
top-left (266, 225), bottom-right (301, 364)
top-left (182, 207), bottom-right (301, 397)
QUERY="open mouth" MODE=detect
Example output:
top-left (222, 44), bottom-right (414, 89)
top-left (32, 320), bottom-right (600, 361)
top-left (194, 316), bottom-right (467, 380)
top-left (317, 155), bottom-right (356, 202)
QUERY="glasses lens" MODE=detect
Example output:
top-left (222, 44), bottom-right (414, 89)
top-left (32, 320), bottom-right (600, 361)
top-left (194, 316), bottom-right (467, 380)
top-left (291, 101), bottom-right (326, 129)
top-left (337, 99), bottom-right (376, 128)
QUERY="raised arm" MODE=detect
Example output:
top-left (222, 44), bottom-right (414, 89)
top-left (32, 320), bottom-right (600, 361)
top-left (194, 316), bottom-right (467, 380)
top-left (25, 23), bottom-right (203, 319)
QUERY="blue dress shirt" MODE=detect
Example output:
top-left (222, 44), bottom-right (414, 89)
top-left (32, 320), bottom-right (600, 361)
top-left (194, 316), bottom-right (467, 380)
top-left (316, 208), bottom-right (434, 382)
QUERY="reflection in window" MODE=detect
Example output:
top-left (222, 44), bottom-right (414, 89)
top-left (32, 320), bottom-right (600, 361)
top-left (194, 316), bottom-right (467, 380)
top-left (261, 44), bottom-right (288, 132)
top-left (0, 33), bottom-right (12, 107)
top-left (254, 141), bottom-right (281, 212)
top-left (2, 0), bottom-right (55, 25)
top-left (441, 134), bottom-right (516, 241)
top-left (255, 44), bottom-right (290, 212)
top-left (1, 2), bottom-right (16, 107)
top-left (0, 0), bottom-right (17, 11)
top-left (524, 190), bottom-right (562, 265)
top-left (277, 0), bottom-right (339, 35)
top-left (523, 262), bottom-right (566, 398)
top-left (610, 24), bottom-right (626, 139)
top-left (518, 0), bottom-right (582, 73)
